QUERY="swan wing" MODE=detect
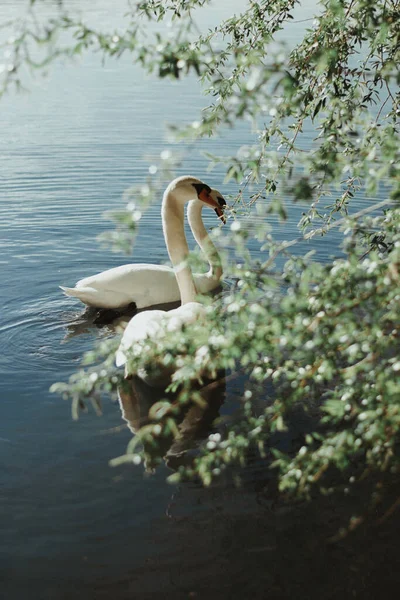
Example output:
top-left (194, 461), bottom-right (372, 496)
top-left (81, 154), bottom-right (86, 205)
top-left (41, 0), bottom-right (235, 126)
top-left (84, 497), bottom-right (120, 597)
top-left (61, 263), bottom-right (180, 309)
top-left (166, 301), bottom-right (205, 331)
top-left (116, 309), bottom-right (167, 367)
top-left (76, 263), bottom-right (172, 288)
top-left (115, 303), bottom-right (204, 369)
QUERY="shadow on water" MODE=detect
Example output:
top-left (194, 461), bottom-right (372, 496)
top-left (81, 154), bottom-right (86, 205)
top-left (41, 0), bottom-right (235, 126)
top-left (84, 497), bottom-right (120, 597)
top-left (106, 383), bottom-right (400, 600)
top-left (99, 369), bottom-right (400, 600)
top-left (79, 482), bottom-right (400, 600)
top-left (50, 301), bottom-right (400, 600)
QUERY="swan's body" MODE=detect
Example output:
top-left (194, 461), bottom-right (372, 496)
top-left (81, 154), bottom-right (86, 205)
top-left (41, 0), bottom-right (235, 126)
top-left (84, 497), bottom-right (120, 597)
top-left (61, 263), bottom-right (180, 309)
top-left (116, 301), bottom-right (205, 386)
top-left (116, 176), bottom-right (226, 386)
top-left (60, 192), bottom-right (224, 310)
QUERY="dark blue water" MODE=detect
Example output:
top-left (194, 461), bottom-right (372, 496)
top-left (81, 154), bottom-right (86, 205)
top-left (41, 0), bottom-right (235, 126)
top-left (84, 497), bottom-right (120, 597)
top-left (0, 1), bottom-right (392, 598)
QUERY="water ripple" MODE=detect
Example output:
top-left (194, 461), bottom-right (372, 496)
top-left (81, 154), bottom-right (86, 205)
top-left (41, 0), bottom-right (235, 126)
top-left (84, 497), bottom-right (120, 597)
top-left (0, 297), bottom-right (85, 378)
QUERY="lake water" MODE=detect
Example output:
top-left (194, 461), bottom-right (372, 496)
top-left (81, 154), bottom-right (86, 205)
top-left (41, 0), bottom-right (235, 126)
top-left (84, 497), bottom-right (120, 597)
top-left (0, 1), bottom-right (393, 599)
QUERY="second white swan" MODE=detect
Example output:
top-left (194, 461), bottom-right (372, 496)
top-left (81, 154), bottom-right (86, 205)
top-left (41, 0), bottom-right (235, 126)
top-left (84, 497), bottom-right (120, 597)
top-left (116, 176), bottom-right (226, 386)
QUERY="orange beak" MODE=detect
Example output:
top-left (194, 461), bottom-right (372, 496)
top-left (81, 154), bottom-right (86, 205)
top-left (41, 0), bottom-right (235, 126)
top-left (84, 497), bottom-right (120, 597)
top-left (198, 189), bottom-right (227, 223)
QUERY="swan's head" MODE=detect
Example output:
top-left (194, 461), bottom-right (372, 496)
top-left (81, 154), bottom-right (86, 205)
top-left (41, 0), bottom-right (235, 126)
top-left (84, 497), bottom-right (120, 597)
top-left (192, 182), bottom-right (227, 223)
top-left (165, 176), bottom-right (227, 222)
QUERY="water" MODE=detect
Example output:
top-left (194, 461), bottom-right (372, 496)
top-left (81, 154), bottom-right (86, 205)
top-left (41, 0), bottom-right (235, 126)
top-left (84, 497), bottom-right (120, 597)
top-left (0, 1), bottom-right (394, 598)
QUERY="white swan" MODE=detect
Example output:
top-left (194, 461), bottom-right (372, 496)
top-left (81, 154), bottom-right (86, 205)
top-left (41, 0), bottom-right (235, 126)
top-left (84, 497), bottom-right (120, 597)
top-left (116, 176), bottom-right (226, 386)
top-left (60, 177), bottom-right (226, 310)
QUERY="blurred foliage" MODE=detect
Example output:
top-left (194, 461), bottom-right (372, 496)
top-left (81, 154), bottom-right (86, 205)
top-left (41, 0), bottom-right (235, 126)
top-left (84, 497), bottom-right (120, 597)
top-left (6, 0), bottom-right (400, 528)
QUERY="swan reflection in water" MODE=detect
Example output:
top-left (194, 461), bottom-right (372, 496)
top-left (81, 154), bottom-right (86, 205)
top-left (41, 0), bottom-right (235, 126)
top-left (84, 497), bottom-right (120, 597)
top-left (117, 372), bottom-right (226, 471)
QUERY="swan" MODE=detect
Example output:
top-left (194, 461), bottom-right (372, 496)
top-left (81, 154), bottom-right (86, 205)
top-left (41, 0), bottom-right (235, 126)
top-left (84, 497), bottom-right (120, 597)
top-left (115, 176), bottom-right (226, 386)
top-left (60, 177), bottom-right (226, 310)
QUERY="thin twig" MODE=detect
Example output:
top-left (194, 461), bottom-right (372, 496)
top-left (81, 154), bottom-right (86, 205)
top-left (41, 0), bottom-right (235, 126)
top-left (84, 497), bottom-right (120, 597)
top-left (375, 94), bottom-right (391, 123)
top-left (199, 371), bottom-right (242, 394)
top-left (303, 198), bottom-right (394, 240)
top-left (261, 197), bottom-right (394, 270)
top-left (377, 495), bottom-right (400, 524)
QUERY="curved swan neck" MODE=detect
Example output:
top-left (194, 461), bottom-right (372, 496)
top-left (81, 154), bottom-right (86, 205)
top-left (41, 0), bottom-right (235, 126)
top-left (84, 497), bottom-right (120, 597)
top-left (162, 187), bottom-right (197, 305)
top-left (187, 199), bottom-right (223, 280)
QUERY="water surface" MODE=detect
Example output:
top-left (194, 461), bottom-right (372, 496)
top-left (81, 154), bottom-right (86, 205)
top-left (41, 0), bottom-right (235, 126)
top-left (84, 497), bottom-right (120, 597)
top-left (0, 2), bottom-right (393, 598)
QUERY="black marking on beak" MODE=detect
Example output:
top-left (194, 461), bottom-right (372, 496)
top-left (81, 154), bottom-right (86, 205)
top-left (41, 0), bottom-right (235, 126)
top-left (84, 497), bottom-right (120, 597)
top-left (214, 207), bottom-right (226, 224)
top-left (216, 195), bottom-right (226, 208)
top-left (215, 195), bottom-right (227, 223)
top-left (192, 182), bottom-right (212, 197)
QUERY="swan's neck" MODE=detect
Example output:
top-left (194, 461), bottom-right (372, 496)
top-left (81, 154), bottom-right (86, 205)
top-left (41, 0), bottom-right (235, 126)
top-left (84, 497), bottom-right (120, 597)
top-left (187, 200), bottom-right (222, 281)
top-left (162, 190), bottom-right (197, 305)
